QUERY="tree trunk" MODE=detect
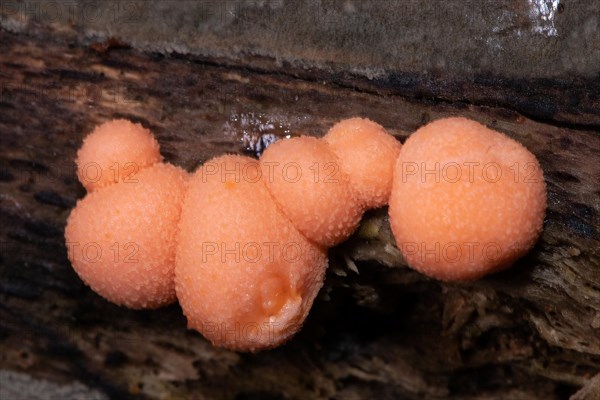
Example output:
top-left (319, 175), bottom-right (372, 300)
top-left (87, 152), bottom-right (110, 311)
top-left (1, 6), bottom-right (599, 400)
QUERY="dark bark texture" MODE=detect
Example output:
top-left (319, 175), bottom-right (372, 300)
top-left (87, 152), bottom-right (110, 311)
top-left (1, 4), bottom-right (600, 399)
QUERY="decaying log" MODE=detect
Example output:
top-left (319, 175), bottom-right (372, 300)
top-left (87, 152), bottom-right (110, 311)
top-left (1, 17), bottom-right (599, 400)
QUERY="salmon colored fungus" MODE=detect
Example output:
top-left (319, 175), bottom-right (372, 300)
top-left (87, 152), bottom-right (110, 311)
top-left (259, 136), bottom-right (363, 247)
top-left (388, 117), bottom-right (546, 281)
top-left (65, 120), bottom-right (188, 309)
top-left (64, 115), bottom-right (545, 351)
top-left (175, 155), bottom-right (328, 350)
top-left (324, 117), bottom-right (402, 208)
top-left (76, 119), bottom-right (162, 191)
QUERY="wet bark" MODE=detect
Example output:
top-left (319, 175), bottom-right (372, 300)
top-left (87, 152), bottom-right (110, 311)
top-left (0, 26), bottom-right (599, 400)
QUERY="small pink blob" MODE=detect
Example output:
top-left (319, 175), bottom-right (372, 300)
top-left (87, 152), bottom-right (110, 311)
top-left (76, 119), bottom-right (162, 192)
top-left (325, 117), bottom-right (402, 208)
top-left (260, 136), bottom-right (363, 247)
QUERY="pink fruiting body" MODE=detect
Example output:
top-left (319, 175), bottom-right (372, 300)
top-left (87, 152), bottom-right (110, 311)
top-left (175, 155), bottom-right (327, 351)
top-left (64, 114), bottom-right (546, 351)
top-left (389, 117), bottom-right (546, 281)
top-left (76, 119), bottom-right (162, 191)
top-left (65, 162), bottom-right (188, 308)
top-left (260, 136), bottom-right (363, 247)
top-left (324, 117), bottom-right (402, 208)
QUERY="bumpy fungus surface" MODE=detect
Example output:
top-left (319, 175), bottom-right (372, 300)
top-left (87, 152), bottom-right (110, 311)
top-left (389, 117), bottom-right (546, 281)
top-left (175, 155), bottom-right (327, 351)
top-left (76, 119), bottom-right (162, 191)
top-left (65, 162), bottom-right (188, 308)
top-left (325, 118), bottom-right (402, 208)
top-left (65, 115), bottom-right (544, 351)
top-left (260, 136), bottom-right (363, 247)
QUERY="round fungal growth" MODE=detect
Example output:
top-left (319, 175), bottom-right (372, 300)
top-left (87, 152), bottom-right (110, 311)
top-left (76, 119), bottom-right (162, 192)
top-left (389, 117), bottom-right (546, 281)
top-left (176, 155), bottom-right (328, 351)
top-left (260, 136), bottom-right (363, 247)
top-left (65, 163), bottom-right (188, 308)
top-left (324, 118), bottom-right (402, 208)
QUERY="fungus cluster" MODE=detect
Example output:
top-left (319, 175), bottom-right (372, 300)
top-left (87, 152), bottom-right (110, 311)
top-left (66, 120), bottom-right (188, 309)
top-left (65, 116), bottom-right (546, 351)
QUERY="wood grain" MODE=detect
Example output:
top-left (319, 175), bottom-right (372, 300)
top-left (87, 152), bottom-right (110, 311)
top-left (0, 28), bottom-right (599, 399)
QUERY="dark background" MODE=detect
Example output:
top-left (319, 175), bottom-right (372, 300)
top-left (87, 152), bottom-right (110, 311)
top-left (0, 1), bottom-right (599, 399)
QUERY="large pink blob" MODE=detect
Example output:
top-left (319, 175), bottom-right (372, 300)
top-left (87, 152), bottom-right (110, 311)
top-left (176, 155), bottom-right (328, 351)
top-left (66, 162), bottom-right (188, 308)
top-left (389, 117), bottom-right (546, 281)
